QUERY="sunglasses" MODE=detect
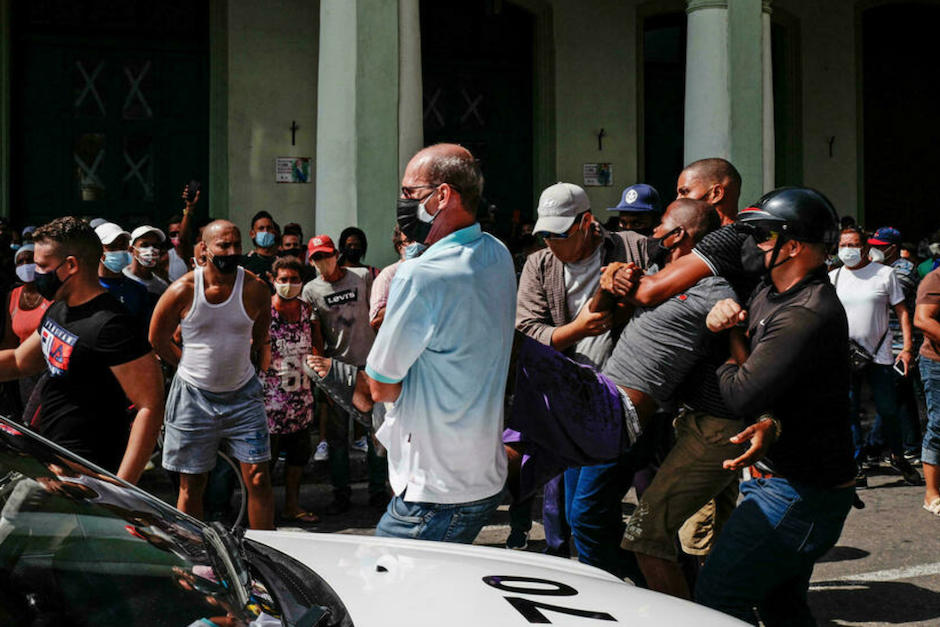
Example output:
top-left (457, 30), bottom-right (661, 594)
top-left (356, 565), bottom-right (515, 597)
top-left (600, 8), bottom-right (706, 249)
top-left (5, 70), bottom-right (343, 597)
top-left (736, 223), bottom-right (780, 244)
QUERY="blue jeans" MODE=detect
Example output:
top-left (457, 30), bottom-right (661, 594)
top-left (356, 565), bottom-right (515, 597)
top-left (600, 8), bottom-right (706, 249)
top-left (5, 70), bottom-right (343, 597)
top-left (695, 478), bottom-right (854, 626)
top-left (867, 366), bottom-right (922, 455)
top-left (920, 357), bottom-right (940, 466)
top-left (849, 363), bottom-right (904, 459)
top-left (375, 490), bottom-right (503, 543)
top-left (564, 453), bottom-right (636, 577)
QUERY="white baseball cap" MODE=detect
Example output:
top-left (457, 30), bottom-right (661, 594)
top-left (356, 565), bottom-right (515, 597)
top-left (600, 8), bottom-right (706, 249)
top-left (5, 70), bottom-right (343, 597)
top-left (94, 222), bottom-right (131, 246)
top-left (533, 182), bottom-right (590, 235)
top-left (130, 225), bottom-right (166, 245)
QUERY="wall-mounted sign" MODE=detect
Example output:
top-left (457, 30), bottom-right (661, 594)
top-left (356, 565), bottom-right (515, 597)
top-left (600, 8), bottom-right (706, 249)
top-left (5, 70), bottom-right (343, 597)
top-left (276, 157), bottom-right (311, 183)
top-left (583, 163), bottom-right (613, 187)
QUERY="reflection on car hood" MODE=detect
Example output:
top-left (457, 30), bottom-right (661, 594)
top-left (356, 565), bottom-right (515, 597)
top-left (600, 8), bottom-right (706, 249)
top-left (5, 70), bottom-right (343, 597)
top-left (246, 531), bottom-right (746, 626)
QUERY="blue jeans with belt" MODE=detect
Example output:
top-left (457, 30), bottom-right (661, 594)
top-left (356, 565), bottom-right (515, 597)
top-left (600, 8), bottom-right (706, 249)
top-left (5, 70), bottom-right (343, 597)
top-left (375, 490), bottom-right (503, 543)
top-left (695, 478), bottom-right (854, 626)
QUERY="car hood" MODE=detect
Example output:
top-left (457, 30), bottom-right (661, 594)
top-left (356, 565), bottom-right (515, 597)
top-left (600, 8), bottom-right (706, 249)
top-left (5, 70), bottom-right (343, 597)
top-left (247, 530), bottom-right (744, 626)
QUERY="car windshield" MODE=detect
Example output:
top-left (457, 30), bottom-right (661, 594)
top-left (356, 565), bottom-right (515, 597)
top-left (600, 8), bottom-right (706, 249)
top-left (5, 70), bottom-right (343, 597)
top-left (0, 417), bottom-right (268, 626)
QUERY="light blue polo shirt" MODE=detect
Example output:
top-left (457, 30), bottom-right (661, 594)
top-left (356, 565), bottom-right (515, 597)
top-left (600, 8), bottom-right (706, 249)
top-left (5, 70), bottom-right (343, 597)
top-left (366, 223), bottom-right (516, 504)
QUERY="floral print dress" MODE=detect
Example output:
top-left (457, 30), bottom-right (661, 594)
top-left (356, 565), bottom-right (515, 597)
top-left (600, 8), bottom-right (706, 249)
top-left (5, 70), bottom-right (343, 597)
top-left (260, 300), bottom-right (314, 434)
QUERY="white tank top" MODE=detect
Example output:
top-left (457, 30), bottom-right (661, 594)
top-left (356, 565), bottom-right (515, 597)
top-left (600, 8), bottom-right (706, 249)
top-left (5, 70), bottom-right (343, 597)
top-left (177, 266), bottom-right (257, 393)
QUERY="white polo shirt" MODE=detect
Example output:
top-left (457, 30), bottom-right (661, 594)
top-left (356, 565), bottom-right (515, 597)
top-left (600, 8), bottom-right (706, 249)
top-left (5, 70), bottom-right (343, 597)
top-left (366, 224), bottom-right (516, 504)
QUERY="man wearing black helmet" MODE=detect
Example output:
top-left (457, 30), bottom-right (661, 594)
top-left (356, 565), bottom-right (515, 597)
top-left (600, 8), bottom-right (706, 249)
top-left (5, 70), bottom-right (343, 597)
top-left (692, 187), bottom-right (856, 626)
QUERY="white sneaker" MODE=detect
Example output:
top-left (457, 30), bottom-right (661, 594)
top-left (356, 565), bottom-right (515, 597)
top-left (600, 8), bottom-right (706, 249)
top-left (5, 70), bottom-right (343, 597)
top-left (314, 440), bottom-right (329, 461)
top-left (351, 436), bottom-right (369, 453)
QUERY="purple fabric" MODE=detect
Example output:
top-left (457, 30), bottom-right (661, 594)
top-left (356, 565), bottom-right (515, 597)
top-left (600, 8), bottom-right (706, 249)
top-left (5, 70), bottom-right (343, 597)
top-left (542, 473), bottom-right (570, 555)
top-left (506, 336), bottom-right (626, 499)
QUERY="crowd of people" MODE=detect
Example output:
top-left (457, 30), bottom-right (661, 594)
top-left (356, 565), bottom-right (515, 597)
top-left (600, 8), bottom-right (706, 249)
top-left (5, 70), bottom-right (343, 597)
top-left (0, 143), bottom-right (939, 624)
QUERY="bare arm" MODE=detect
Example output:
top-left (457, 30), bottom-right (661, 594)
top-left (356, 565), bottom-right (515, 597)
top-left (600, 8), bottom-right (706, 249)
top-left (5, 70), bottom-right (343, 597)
top-left (0, 332), bottom-right (46, 381)
top-left (915, 303), bottom-right (940, 344)
top-left (178, 187), bottom-right (199, 268)
top-left (363, 370), bottom-right (402, 403)
top-left (246, 277), bottom-right (272, 371)
top-left (894, 301), bottom-right (914, 375)
top-left (112, 352), bottom-right (165, 484)
top-left (627, 253), bottom-right (712, 307)
top-left (149, 279), bottom-right (190, 367)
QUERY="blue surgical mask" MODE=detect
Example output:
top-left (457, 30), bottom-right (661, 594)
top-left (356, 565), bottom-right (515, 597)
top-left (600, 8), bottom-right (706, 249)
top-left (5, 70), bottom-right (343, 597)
top-left (404, 242), bottom-right (427, 260)
top-left (254, 231), bottom-right (276, 248)
top-left (102, 251), bottom-right (133, 273)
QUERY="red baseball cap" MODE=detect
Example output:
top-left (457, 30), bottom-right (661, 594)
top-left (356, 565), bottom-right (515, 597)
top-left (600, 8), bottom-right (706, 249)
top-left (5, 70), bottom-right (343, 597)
top-left (308, 234), bottom-right (336, 256)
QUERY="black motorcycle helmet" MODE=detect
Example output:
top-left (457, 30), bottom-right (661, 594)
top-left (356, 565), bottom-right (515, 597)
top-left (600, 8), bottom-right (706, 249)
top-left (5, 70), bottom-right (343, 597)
top-left (735, 186), bottom-right (840, 271)
top-left (736, 186), bottom-right (840, 245)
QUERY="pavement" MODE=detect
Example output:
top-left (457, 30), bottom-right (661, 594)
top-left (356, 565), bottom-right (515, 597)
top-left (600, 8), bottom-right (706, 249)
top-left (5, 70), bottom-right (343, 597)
top-left (138, 449), bottom-right (940, 627)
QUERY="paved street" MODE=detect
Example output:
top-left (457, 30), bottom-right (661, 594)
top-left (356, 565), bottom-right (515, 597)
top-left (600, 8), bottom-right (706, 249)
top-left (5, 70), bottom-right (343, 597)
top-left (139, 452), bottom-right (940, 627)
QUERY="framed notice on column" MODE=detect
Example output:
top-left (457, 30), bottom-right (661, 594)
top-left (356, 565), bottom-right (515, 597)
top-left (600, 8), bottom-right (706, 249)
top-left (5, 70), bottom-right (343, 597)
top-left (583, 163), bottom-right (613, 186)
top-left (276, 157), bottom-right (311, 183)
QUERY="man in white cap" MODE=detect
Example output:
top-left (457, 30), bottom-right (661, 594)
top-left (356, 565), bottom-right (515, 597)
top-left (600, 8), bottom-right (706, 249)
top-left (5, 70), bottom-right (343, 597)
top-left (512, 181), bottom-right (649, 575)
top-left (94, 222), bottom-right (150, 323)
top-left (125, 225), bottom-right (169, 297)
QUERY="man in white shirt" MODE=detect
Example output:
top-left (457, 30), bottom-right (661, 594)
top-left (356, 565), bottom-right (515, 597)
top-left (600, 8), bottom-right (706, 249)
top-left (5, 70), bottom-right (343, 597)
top-left (830, 226), bottom-right (921, 485)
top-left (364, 143), bottom-right (516, 543)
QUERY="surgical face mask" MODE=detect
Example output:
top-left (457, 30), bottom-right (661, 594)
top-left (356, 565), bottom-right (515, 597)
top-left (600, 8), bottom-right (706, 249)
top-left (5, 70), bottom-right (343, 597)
top-left (34, 262), bottom-right (68, 300)
top-left (930, 242), bottom-right (940, 258)
top-left (254, 231), bottom-right (276, 248)
top-left (397, 190), bottom-right (440, 245)
top-left (868, 247), bottom-right (886, 263)
top-left (312, 255), bottom-right (337, 278)
top-left (102, 250), bottom-right (132, 273)
top-left (135, 246), bottom-right (159, 268)
top-left (404, 242), bottom-right (427, 260)
top-left (838, 246), bottom-right (863, 268)
top-left (274, 281), bottom-right (302, 300)
top-left (207, 250), bottom-right (240, 274)
top-left (15, 263), bottom-right (36, 283)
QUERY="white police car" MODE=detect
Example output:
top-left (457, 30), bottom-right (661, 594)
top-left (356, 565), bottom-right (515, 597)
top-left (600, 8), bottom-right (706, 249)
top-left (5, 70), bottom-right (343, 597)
top-left (0, 416), bottom-right (743, 626)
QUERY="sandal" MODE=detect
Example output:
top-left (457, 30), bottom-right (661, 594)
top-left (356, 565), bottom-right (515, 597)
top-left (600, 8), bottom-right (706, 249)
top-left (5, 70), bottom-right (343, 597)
top-left (282, 510), bottom-right (320, 524)
top-left (923, 497), bottom-right (940, 517)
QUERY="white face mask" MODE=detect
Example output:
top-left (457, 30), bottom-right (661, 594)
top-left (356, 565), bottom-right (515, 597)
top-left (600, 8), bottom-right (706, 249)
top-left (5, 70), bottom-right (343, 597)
top-left (15, 263), bottom-right (36, 283)
top-left (838, 246), bottom-right (863, 268)
top-left (868, 247), bottom-right (886, 263)
top-left (135, 246), bottom-right (159, 268)
top-left (274, 281), bottom-right (302, 300)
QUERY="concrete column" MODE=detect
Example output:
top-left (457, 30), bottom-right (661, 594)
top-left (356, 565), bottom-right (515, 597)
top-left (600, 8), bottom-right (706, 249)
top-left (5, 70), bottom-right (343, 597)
top-left (0, 0), bottom-right (11, 218)
top-left (316, 0), bottom-right (401, 267)
top-left (684, 1), bottom-right (730, 164)
top-left (398, 0), bottom-right (424, 178)
top-left (761, 1), bottom-right (775, 192)
top-left (684, 0), bottom-right (773, 205)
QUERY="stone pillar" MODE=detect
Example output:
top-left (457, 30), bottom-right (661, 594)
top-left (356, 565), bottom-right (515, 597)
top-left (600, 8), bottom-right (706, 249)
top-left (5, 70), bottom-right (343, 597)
top-left (315, 0), bottom-right (403, 267)
top-left (398, 0), bottom-right (424, 178)
top-left (684, 0), bottom-right (774, 205)
top-left (761, 1), bottom-right (775, 192)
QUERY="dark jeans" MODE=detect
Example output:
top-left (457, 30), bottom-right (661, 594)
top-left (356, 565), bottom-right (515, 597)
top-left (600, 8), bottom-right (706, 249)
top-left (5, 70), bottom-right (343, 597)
top-left (326, 402), bottom-right (386, 500)
top-left (867, 365), bottom-right (923, 455)
top-left (508, 473), bottom-right (570, 556)
top-left (695, 478), bottom-right (854, 625)
top-left (850, 363), bottom-right (904, 459)
top-left (921, 357), bottom-right (940, 466)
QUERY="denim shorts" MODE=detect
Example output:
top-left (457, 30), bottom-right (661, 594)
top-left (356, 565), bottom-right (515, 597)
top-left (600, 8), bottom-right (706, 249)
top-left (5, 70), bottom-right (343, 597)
top-left (162, 375), bottom-right (270, 474)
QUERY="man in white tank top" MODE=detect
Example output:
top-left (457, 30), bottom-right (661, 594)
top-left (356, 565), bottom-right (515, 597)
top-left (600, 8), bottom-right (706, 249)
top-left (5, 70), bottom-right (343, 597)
top-left (150, 220), bottom-right (276, 530)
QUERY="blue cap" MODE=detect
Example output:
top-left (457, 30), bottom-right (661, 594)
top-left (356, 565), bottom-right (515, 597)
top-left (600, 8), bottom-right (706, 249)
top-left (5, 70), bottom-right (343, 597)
top-left (608, 184), bottom-right (661, 213)
top-left (869, 226), bottom-right (902, 246)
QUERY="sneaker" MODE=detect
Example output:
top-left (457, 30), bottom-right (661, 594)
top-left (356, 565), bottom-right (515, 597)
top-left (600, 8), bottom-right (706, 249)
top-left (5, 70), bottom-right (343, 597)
top-left (861, 452), bottom-right (881, 470)
top-left (889, 455), bottom-right (923, 486)
top-left (314, 441), bottom-right (329, 461)
top-left (506, 528), bottom-right (529, 550)
top-left (855, 469), bottom-right (868, 489)
top-left (904, 450), bottom-right (922, 466)
top-left (351, 436), bottom-right (369, 453)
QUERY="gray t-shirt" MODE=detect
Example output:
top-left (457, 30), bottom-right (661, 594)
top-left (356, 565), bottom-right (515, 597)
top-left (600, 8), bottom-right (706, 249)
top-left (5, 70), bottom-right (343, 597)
top-left (301, 269), bottom-right (375, 366)
top-left (564, 246), bottom-right (613, 369)
top-left (603, 275), bottom-right (736, 404)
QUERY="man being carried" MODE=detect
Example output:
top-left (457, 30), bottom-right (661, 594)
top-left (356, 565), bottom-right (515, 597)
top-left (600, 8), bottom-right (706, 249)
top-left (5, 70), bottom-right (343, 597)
top-left (150, 220), bottom-right (275, 530)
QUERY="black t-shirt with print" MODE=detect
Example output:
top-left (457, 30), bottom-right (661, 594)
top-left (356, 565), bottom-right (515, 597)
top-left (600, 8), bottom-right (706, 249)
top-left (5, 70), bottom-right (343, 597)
top-left (37, 292), bottom-right (151, 471)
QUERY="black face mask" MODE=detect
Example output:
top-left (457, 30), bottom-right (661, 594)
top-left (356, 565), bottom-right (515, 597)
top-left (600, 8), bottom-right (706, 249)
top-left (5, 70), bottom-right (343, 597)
top-left (646, 227), bottom-right (683, 269)
top-left (278, 247), bottom-right (304, 259)
top-left (209, 252), bottom-right (241, 274)
top-left (397, 198), bottom-right (433, 245)
top-left (740, 235), bottom-right (768, 276)
top-left (342, 247), bottom-right (363, 264)
top-left (34, 262), bottom-right (68, 300)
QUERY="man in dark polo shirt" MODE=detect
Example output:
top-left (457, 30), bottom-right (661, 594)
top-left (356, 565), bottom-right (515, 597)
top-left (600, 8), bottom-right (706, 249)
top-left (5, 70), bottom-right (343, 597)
top-left (694, 187), bottom-right (856, 625)
top-left (0, 217), bottom-right (164, 484)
